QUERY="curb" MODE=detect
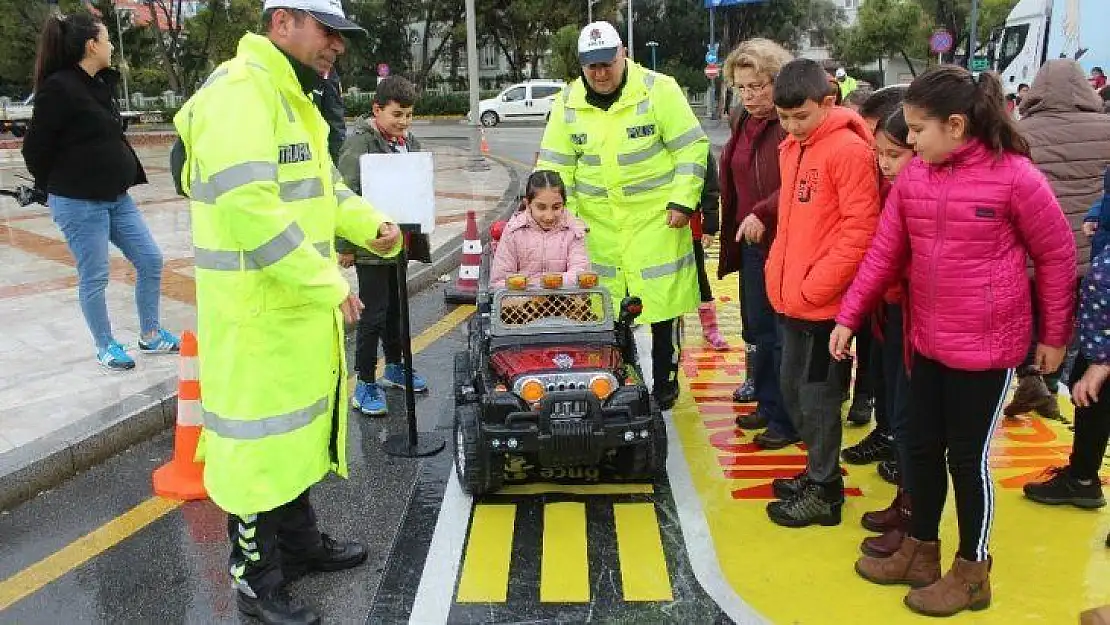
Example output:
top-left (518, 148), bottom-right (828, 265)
top-left (0, 155), bottom-right (520, 513)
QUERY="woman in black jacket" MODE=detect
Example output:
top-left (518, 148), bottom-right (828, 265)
top-left (23, 12), bottom-right (178, 370)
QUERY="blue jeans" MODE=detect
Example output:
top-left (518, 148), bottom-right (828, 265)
top-left (48, 193), bottom-right (163, 350)
top-left (739, 242), bottom-right (796, 438)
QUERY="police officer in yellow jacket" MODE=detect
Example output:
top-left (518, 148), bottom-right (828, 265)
top-left (173, 2), bottom-right (401, 623)
top-left (537, 22), bottom-right (709, 409)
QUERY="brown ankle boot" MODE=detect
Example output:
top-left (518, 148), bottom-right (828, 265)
top-left (862, 489), bottom-right (903, 533)
top-left (1081, 605), bottom-right (1110, 625)
top-left (860, 494), bottom-right (911, 558)
top-left (855, 536), bottom-right (941, 588)
top-left (905, 556), bottom-right (991, 617)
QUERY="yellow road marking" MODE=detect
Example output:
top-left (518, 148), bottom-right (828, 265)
top-left (614, 503), bottom-right (673, 602)
top-left (0, 304), bottom-right (476, 612)
top-left (540, 502), bottom-right (590, 603)
top-left (369, 305), bottom-right (475, 381)
top-left (497, 483), bottom-right (654, 496)
top-left (0, 497), bottom-right (180, 611)
top-left (455, 504), bottom-right (517, 602)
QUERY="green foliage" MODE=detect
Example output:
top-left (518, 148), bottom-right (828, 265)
top-left (0, 0), bottom-right (86, 93)
top-left (179, 0), bottom-right (258, 92)
top-left (721, 0), bottom-right (846, 54)
top-left (832, 0), bottom-right (932, 76)
top-left (663, 59), bottom-right (708, 94)
top-left (129, 66), bottom-right (171, 95)
top-left (547, 24), bottom-right (582, 83)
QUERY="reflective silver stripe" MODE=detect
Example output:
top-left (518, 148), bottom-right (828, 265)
top-left (203, 396), bottom-right (329, 440)
top-left (641, 251), bottom-right (697, 280)
top-left (194, 248), bottom-right (256, 271)
top-left (279, 94), bottom-right (295, 122)
top-left (675, 162), bottom-right (708, 179)
top-left (331, 167), bottom-right (343, 185)
top-left (573, 181), bottom-right (607, 197)
top-left (564, 108), bottom-right (576, 123)
top-left (591, 263), bottom-right (617, 278)
top-left (580, 154), bottom-right (602, 166)
top-left (665, 127), bottom-right (707, 152)
top-left (636, 100), bottom-right (650, 115)
top-left (191, 161), bottom-right (279, 204)
top-left (313, 241), bottom-right (332, 257)
top-left (643, 73), bottom-right (656, 90)
top-left (279, 178), bottom-right (325, 202)
top-left (623, 171), bottom-right (675, 195)
top-left (252, 223), bottom-right (306, 268)
top-left (617, 141), bottom-right (665, 166)
top-left (336, 188), bottom-right (357, 203)
top-left (246, 61), bottom-right (269, 73)
top-left (539, 149), bottom-right (576, 166)
top-left (202, 68), bottom-right (229, 89)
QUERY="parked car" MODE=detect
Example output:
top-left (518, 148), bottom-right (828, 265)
top-left (472, 80), bottom-right (565, 127)
top-left (0, 94), bottom-right (145, 137)
top-left (452, 223), bottom-right (667, 495)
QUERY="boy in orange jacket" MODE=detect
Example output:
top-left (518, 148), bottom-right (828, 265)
top-left (763, 59), bottom-right (880, 528)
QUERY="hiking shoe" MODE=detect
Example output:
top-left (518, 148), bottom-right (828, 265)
top-left (380, 363), bottom-right (429, 393)
top-left (877, 459), bottom-right (901, 485)
top-left (352, 381), bottom-right (388, 417)
top-left (735, 410), bottom-right (769, 429)
top-left (755, 429), bottom-right (800, 450)
top-left (842, 429), bottom-right (894, 465)
top-left (138, 328), bottom-right (181, 354)
top-left (847, 394), bottom-right (874, 426)
top-left (1023, 466), bottom-right (1106, 509)
top-left (97, 341), bottom-right (135, 371)
top-left (772, 470), bottom-right (810, 500)
top-left (767, 482), bottom-right (843, 528)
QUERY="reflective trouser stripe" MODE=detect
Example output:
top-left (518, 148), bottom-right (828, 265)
top-left (641, 252), bottom-right (697, 280)
top-left (203, 396), bottom-right (329, 439)
top-left (664, 127), bottom-right (707, 152)
top-left (539, 149), bottom-right (576, 166)
top-left (573, 181), bottom-right (607, 197)
top-left (617, 141), bottom-right (665, 166)
top-left (190, 161), bottom-right (278, 204)
top-left (623, 171), bottom-right (674, 195)
top-left (591, 263), bottom-right (618, 278)
top-left (675, 162), bottom-right (707, 178)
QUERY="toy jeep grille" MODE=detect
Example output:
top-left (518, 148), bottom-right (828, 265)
top-left (498, 293), bottom-right (604, 326)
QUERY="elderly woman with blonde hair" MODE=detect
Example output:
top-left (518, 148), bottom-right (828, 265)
top-left (718, 38), bottom-right (799, 449)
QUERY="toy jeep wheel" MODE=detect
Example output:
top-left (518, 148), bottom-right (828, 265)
top-left (454, 403), bottom-right (503, 495)
top-left (454, 351), bottom-right (472, 404)
top-left (615, 402), bottom-right (668, 480)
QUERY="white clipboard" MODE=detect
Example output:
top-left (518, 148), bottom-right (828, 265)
top-left (358, 151), bottom-right (436, 234)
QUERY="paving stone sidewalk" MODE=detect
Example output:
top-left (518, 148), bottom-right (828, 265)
top-left (0, 141), bottom-right (515, 508)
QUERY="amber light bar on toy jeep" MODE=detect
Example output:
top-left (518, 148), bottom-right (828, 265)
top-left (504, 272), bottom-right (601, 291)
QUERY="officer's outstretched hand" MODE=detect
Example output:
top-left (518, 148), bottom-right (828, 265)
top-left (666, 209), bottom-right (690, 229)
top-left (369, 222), bottom-right (401, 255)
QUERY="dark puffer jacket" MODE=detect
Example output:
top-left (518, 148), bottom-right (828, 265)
top-left (1020, 59), bottom-right (1110, 275)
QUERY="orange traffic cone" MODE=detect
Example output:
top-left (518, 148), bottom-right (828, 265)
top-left (445, 210), bottom-right (482, 304)
top-left (152, 331), bottom-right (207, 500)
top-left (480, 129), bottom-right (490, 155)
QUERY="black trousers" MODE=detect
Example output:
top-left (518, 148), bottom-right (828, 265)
top-left (651, 317), bottom-right (682, 388)
top-left (1069, 356), bottom-right (1110, 481)
top-left (227, 489), bottom-right (323, 597)
top-left (355, 263), bottom-right (401, 383)
top-left (908, 354), bottom-right (1013, 562)
top-left (692, 240), bottom-right (714, 303)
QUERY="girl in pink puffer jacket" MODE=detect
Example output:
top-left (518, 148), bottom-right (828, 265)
top-left (490, 170), bottom-right (589, 288)
top-left (830, 67), bottom-right (1077, 618)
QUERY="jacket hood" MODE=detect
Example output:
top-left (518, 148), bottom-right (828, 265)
top-left (796, 106), bottom-right (874, 147)
top-left (505, 206), bottom-right (584, 236)
top-left (1021, 59), bottom-right (1103, 116)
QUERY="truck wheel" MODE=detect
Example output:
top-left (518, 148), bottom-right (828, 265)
top-left (454, 351), bottom-right (472, 405)
top-left (454, 403), bottom-right (503, 496)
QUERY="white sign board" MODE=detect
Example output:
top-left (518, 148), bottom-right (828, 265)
top-left (358, 151), bottom-right (436, 234)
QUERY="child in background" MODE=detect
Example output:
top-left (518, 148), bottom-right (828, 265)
top-left (763, 58), bottom-right (880, 528)
top-left (692, 151), bottom-right (729, 351)
top-left (855, 108), bottom-right (917, 560)
top-left (490, 170), bottom-right (589, 288)
top-left (832, 66), bottom-right (1076, 617)
top-left (336, 76), bottom-right (429, 417)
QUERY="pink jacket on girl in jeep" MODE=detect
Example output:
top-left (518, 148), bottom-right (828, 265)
top-left (837, 140), bottom-right (1077, 371)
top-left (489, 209), bottom-right (590, 288)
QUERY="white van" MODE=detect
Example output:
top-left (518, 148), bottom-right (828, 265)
top-left (475, 80), bottom-right (565, 127)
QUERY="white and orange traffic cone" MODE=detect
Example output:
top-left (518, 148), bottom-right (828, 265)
top-left (445, 210), bottom-right (482, 304)
top-left (480, 129), bottom-right (490, 155)
top-left (152, 330), bottom-right (207, 501)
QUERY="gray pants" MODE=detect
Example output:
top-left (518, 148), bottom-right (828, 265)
top-left (780, 321), bottom-right (848, 485)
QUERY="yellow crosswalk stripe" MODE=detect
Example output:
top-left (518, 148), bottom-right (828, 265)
top-left (497, 483), bottom-right (654, 496)
top-left (455, 504), bottom-right (516, 603)
top-left (540, 502), bottom-right (590, 603)
top-left (614, 503), bottom-right (673, 602)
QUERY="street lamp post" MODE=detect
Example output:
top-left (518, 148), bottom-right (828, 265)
top-left (626, 0), bottom-right (634, 62)
top-left (587, 0), bottom-right (599, 23)
top-left (114, 8), bottom-right (131, 111)
top-left (968, 0), bottom-right (980, 71)
top-left (646, 41), bottom-right (658, 71)
top-left (464, 0), bottom-right (488, 171)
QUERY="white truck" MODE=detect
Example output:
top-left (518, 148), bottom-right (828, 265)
top-left (991, 0), bottom-right (1109, 93)
top-left (0, 95), bottom-right (146, 137)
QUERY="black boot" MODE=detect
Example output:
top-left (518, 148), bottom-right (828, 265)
top-left (877, 458), bottom-right (900, 485)
top-left (841, 429), bottom-right (894, 465)
top-left (653, 379), bottom-right (680, 411)
top-left (766, 481), bottom-right (843, 528)
top-left (772, 470), bottom-right (810, 500)
top-left (237, 586), bottom-right (320, 625)
top-left (846, 393), bottom-right (874, 426)
top-left (755, 428), bottom-right (801, 450)
top-left (733, 345), bottom-right (758, 403)
top-left (736, 409), bottom-right (769, 429)
top-left (283, 534), bottom-right (368, 581)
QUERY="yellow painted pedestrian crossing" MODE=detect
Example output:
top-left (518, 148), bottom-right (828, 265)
top-left (454, 499), bottom-right (674, 606)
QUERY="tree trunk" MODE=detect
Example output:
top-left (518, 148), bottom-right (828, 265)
top-left (899, 49), bottom-right (918, 78)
